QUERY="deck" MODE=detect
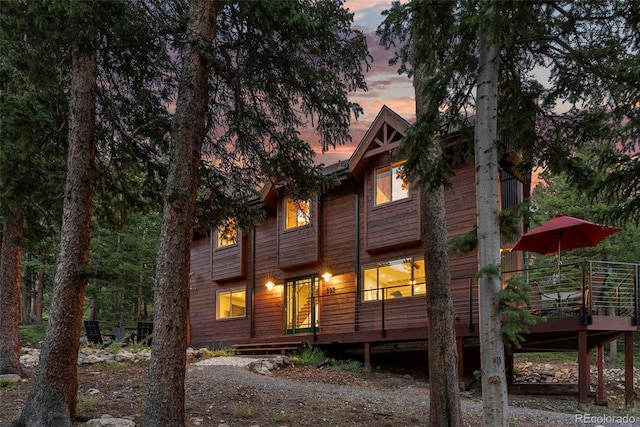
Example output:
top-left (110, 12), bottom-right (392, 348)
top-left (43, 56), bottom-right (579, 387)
top-left (230, 260), bottom-right (638, 404)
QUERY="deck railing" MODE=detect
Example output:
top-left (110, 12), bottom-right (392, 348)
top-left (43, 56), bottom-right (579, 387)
top-left (506, 260), bottom-right (640, 325)
top-left (311, 261), bottom-right (639, 337)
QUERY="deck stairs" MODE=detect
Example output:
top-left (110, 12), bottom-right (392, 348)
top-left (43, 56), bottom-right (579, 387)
top-left (232, 341), bottom-right (304, 356)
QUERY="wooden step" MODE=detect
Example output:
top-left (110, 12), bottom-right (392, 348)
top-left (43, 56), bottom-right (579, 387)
top-left (232, 341), bottom-right (303, 355)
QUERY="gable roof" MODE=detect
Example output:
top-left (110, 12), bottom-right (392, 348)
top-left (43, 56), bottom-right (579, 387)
top-left (260, 105), bottom-right (411, 204)
top-left (347, 105), bottom-right (411, 180)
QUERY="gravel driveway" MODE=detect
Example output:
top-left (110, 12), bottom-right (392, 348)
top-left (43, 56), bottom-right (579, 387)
top-left (185, 357), bottom-right (634, 427)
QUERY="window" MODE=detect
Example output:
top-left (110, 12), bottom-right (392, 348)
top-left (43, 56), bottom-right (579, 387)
top-left (216, 286), bottom-right (246, 319)
top-left (375, 161), bottom-right (409, 205)
top-left (216, 218), bottom-right (237, 248)
top-left (285, 197), bottom-right (310, 229)
top-left (362, 257), bottom-right (426, 301)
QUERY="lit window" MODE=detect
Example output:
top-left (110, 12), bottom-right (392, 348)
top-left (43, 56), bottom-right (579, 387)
top-left (216, 218), bottom-right (237, 248)
top-left (375, 161), bottom-right (409, 205)
top-left (216, 286), bottom-right (246, 319)
top-left (362, 257), bottom-right (426, 301)
top-left (285, 197), bottom-right (310, 229)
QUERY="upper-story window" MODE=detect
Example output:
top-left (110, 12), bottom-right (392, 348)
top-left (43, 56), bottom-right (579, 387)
top-left (362, 257), bottom-right (426, 301)
top-left (216, 218), bottom-right (237, 248)
top-left (285, 197), bottom-right (310, 229)
top-left (375, 161), bottom-right (409, 205)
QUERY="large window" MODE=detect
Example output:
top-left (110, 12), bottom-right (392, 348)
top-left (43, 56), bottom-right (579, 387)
top-left (216, 286), bottom-right (246, 319)
top-left (362, 257), bottom-right (426, 301)
top-left (285, 197), bottom-right (310, 229)
top-left (375, 161), bottom-right (409, 205)
top-left (216, 218), bottom-right (237, 248)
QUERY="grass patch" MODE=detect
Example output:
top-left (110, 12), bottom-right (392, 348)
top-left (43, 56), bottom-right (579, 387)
top-left (514, 352), bottom-right (575, 362)
top-left (291, 344), bottom-right (325, 367)
top-left (292, 345), bottom-right (370, 376)
top-left (270, 412), bottom-right (286, 423)
top-left (127, 342), bottom-right (149, 353)
top-left (232, 403), bottom-right (253, 419)
top-left (329, 359), bottom-right (368, 375)
top-left (76, 394), bottom-right (100, 412)
top-left (201, 346), bottom-right (236, 358)
top-left (19, 323), bottom-right (46, 343)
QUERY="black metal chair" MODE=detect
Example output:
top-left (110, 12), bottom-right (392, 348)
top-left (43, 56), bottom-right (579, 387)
top-left (84, 320), bottom-right (114, 346)
top-left (137, 321), bottom-right (153, 345)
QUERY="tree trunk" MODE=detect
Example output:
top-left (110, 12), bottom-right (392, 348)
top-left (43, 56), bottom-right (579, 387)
top-left (413, 69), bottom-right (462, 426)
top-left (142, 1), bottom-right (220, 425)
top-left (476, 12), bottom-right (508, 427)
top-left (35, 262), bottom-right (45, 323)
top-left (8, 45), bottom-right (96, 427)
top-left (19, 257), bottom-right (29, 325)
top-left (0, 211), bottom-right (25, 377)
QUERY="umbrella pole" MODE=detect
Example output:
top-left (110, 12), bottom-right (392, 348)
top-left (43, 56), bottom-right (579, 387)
top-left (557, 235), bottom-right (562, 296)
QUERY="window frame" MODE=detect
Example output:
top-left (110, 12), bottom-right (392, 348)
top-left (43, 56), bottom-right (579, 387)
top-left (361, 256), bottom-right (426, 302)
top-left (215, 218), bottom-right (238, 249)
top-left (374, 160), bottom-right (409, 206)
top-left (284, 197), bottom-right (311, 230)
top-left (215, 286), bottom-right (247, 320)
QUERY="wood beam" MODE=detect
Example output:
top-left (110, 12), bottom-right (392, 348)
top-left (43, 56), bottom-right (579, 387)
top-left (578, 330), bottom-right (590, 403)
top-left (364, 342), bottom-right (371, 371)
top-left (596, 344), bottom-right (605, 405)
top-left (625, 332), bottom-right (634, 406)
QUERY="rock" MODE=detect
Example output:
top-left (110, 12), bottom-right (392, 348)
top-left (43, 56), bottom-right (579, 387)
top-left (19, 353), bottom-right (39, 368)
top-left (189, 417), bottom-right (204, 426)
top-left (87, 388), bottom-right (101, 395)
top-left (115, 350), bottom-right (135, 363)
top-left (83, 354), bottom-right (106, 364)
top-left (85, 414), bottom-right (135, 427)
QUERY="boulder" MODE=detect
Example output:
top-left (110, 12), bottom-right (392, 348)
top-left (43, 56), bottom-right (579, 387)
top-left (85, 414), bottom-right (135, 427)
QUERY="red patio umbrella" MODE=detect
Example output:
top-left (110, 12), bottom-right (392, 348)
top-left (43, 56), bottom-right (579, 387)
top-left (511, 214), bottom-right (621, 263)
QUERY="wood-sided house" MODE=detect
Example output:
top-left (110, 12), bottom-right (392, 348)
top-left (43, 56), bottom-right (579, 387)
top-left (188, 105), bottom-right (638, 404)
top-left (188, 105), bottom-right (522, 365)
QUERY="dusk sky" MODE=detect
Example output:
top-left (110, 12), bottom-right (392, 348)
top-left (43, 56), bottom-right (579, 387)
top-left (313, 0), bottom-right (416, 165)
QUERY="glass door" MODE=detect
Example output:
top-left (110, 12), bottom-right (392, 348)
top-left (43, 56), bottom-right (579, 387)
top-left (285, 276), bottom-right (319, 335)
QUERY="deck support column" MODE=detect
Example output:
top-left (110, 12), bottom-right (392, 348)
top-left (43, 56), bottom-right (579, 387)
top-left (456, 337), bottom-right (464, 377)
top-left (506, 351), bottom-right (514, 387)
top-left (364, 342), bottom-right (371, 371)
top-left (578, 330), bottom-right (590, 403)
top-left (596, 343), bottom-right (605, 405)
top-left (625, 331), bottom-right (634, 406)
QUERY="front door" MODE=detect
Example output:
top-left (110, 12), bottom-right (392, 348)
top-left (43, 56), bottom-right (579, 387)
top-left (285, 276), bottom-right (319, 335)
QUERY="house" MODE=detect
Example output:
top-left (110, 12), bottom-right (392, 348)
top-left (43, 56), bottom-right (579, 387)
top-left (188, 106), bottom-right (638, 404)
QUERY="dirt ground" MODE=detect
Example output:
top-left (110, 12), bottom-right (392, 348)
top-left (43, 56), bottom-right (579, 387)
top-left (1, 352), bottom-right (638, 426)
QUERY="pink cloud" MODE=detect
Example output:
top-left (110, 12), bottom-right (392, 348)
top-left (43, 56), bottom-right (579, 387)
top-left (309, 1), bottom-right (416, 165)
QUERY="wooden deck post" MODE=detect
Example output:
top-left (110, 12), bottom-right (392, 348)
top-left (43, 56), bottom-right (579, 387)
top-left (625, 331), bottom-right (634, 406)
top-left (596, 343), bottom-right (605, 405)
top-left (364, 342), bottom-right (371, 371)
top-left (456, 337), bottom-right (464, 377)
top-left (578, 330), bottom-right (590, 403)
top-left (506, 351), bottom-right (514, 386)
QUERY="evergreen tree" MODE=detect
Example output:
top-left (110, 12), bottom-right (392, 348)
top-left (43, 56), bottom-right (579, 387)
top-left (6, 0), bottom-right (173, 424)
top-left (143, 0), bottom-right (369, 424)
top-left (0, 0), bottom-right (68, 377)
top-left (378, 0), bottom-right (639, 424)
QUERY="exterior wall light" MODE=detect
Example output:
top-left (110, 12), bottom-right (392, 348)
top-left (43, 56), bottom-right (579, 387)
top-left (265, 280), bottom-right (275, 291)
top-left (321, 272), bottom-right (332, 283)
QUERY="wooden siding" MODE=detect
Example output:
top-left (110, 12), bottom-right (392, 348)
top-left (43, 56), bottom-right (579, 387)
top-left (211, 229), bottom-right (245, 282)
top-left (319, 185), bottom-right (356, 274)
top-left (253, 216), bottom-right (285, 339)
top-left (277, 197), bottom-right (319, 269)
top-left (364, 152), bottom-right (421, 252)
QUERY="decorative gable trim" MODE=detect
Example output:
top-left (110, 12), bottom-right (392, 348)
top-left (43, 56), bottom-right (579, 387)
top-left (348, 105), bottom-right (411, 174)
